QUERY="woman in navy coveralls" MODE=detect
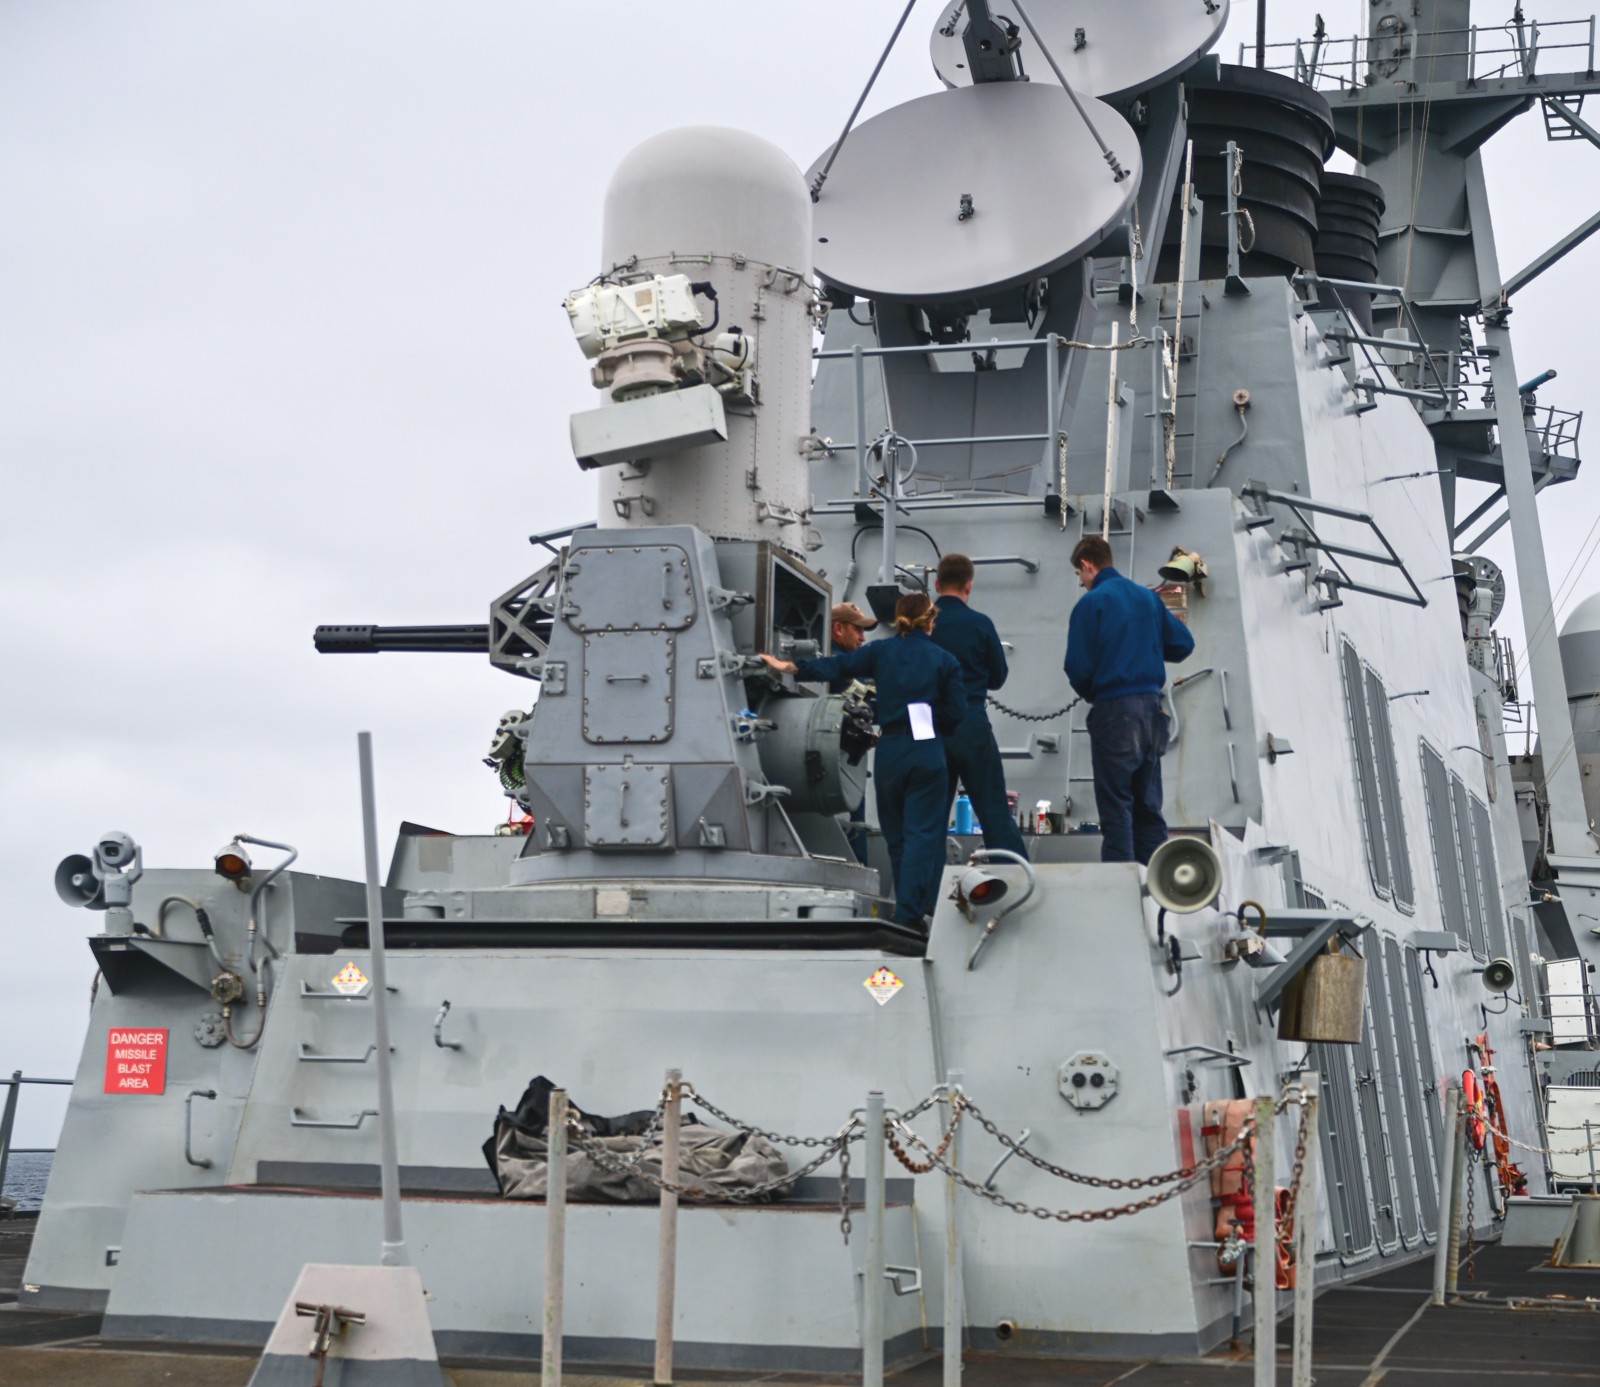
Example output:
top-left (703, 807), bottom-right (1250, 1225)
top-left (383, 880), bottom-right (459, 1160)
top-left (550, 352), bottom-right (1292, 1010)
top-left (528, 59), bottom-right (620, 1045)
top-left (760, 592), bottom-right (966, 927)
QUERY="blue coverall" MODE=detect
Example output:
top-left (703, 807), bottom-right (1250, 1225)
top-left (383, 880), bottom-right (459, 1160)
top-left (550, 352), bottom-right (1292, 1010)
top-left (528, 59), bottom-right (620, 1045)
top-left (796, 633), bottom-right (966, 925)
top-left (932, 594), bottom-right (1028, 858)
top-left (1063, 567), bottom-right (1196, 864)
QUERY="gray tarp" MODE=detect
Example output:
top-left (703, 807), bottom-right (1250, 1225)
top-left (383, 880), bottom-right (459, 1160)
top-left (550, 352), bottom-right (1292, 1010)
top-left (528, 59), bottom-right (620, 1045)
top-left (487, 1122), bottom-right (793, 1202)
top-left (484, 1077), bottom-right (793, 1202)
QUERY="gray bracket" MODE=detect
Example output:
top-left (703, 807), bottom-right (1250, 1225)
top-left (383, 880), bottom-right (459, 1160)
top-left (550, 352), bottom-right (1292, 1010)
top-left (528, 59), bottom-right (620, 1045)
top-left (1253, 910), bottom-right (1366, 1013)
top-left (706, 586), bottom-right (755, 613)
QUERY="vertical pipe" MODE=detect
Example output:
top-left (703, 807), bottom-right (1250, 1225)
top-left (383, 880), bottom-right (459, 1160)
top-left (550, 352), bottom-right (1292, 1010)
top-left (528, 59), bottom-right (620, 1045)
top-left (942, 1071), bottom-right (964, 1387)
top-left (1255, 0), bottom-right (1267, 68)
top-left (1252, 1095), bottom-right (1277, 1387)
top-left (1431, 1086), bottom-right (1462, 1306)
top-left (0, 1072), bottom-right (20, 1204)
top-left (880, 443), bottom-right (898, 586)
top-left (654, 1069), bottom-right (683, 1386)
top-left (854, 342), bottom-right (869, 498)
top-left (1291, 1078), bottom-right (1319, 1387)
top-left (1043, 333), bottom-right (1060, 482)
top-left (1445, 1095), bottom-right (1469, 1296)
top-left (1168, 142), bottom-right (1193, 491)
top-left (357, 731), bottom-right (406, 1266)
top-left (863, 1091), bottom-right (886, 1387)
top-left (1464, 148), bottom-right (1596, 854)
top-left (544, 1087), bottom-right (569, 1387)
top-left (1225, 141), bottom-right (1243, 282)
top-left (1101, 322), bottom-right (1120, 539)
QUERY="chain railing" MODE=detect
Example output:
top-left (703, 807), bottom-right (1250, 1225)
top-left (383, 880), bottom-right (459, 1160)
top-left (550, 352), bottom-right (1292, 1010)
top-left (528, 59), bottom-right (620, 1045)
top-left (535, 1074), bottom-right (1324, 1387)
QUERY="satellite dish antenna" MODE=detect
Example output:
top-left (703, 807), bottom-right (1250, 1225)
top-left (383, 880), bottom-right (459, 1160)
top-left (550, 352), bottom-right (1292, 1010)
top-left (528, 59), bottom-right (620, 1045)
top-left (931, 0), bottom-right (1231, 100)
top-left (808, 82), bottom-right (1140, 303)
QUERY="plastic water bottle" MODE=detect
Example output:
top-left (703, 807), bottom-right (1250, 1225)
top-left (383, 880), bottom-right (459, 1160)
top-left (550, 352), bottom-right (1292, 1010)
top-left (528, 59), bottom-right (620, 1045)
top-left (953, 794), bottom-right (974, 834)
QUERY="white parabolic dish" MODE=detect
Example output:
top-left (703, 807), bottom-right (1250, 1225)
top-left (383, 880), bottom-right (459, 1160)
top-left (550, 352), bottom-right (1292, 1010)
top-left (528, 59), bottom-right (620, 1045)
top-left (808, 82), bottom-right (1141, 303)
top-left (929, 0), bottom-right (1230, 99)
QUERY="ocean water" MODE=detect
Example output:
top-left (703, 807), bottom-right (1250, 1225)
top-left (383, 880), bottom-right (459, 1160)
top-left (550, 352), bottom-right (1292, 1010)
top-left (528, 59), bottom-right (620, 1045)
top-left (3, 1151), bottom-right (52, 1211)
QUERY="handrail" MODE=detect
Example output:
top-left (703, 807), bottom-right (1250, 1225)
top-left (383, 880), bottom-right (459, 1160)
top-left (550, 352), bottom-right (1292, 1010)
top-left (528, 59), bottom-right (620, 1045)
top-left (0, 1071), bottom-right (76, 1210)
top-left (291, 1108), bottom-right (380, 1130)
top-left (1253, 17), bottom-right (1597, 90)
top-left (185, 1089), bottom-right (218, 1169)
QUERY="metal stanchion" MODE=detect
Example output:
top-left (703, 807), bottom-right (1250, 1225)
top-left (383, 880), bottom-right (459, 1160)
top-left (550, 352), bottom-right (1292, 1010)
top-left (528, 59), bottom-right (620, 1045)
top-left (1291, 1078), bottom-right (1320, 1387)
top-left (544, 1087), bottom-right (569, 1387)
top-left (1432, 1085), bottom-right (1463, 1306)
top-left (863, 1091), bottom-right (886, 1387)
top-left (357, 732), bottom-right (407, 1268)
top-left (1445, 1090), bottom-right (1469, 1298)
top-left (0, 1071), bottom-right (21, 1201)
top-left (654, 1069), bottom-right (683, 1386)
top-left (943, 1071), bottom-right (964, 1387)
top-left (1252, 1095), bottom-right (1277, 1387)
top-left (1587, 1120), bottom-right (1597, 1193)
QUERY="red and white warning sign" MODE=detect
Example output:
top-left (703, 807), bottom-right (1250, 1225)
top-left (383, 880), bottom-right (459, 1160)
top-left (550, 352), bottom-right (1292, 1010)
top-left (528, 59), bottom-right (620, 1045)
top-left (104, 1028), bottom-right (168, 1094)
top-left (331, 961), bottom-right (370, 996)
top-left (864, 967), bottom-right (904, 1006)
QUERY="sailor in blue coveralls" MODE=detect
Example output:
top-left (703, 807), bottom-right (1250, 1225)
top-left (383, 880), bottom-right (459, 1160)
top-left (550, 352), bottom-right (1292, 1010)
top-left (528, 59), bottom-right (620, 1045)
top-left (930, 552), bottom-right (1029, 859)
top-left (826, 601), bottom-right (878, 863)
top-left (761, 592), bottom-right (966, 927)
top-left (1062, 534), bottom-right (1195, 864)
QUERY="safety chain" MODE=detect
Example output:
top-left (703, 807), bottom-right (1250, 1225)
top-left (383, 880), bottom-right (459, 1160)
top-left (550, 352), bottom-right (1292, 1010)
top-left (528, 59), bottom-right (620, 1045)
top-left (987, 694), bottom-right (1081, 724)
top-left (594, 1088), bottom-right (669, 1171)
top-left (886, 1098), bottom-right (965, 1174)
top-left (1463, 1148), bottom-right (1479, 1284)
top-left (1485, 1120), bottom-right (1600, 1159)
top-left (961, 1095), bottom-right (1201, 1190)
top-left (1277, 1087), bottom-right (1312, 1232)
top-left (562, 1110), bottom-right (860, 1205)
top-left (839, 1134), bottom-right (854, 1243)
top-left (681, 1082), bottom-right (849, 1148)
top-left (550, 1083), bottom-right (1315, 1236)
top-left (889, 1113), bottom-right (1258, 1224)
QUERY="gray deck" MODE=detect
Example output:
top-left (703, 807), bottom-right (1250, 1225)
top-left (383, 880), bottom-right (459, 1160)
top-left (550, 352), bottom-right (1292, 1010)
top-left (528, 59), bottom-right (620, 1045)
top-left (4, 1214), bottom-right (1597, 1384)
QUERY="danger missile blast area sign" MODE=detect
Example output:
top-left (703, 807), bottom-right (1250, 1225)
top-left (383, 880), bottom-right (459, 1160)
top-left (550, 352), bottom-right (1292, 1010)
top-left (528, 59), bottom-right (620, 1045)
top-left (104, 1027), bottom-right (168, 1094)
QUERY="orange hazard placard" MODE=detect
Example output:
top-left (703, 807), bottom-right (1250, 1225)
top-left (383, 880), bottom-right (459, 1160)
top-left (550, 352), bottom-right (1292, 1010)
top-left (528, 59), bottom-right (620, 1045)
top-left (104, 1027), bottom-right (168, 1095)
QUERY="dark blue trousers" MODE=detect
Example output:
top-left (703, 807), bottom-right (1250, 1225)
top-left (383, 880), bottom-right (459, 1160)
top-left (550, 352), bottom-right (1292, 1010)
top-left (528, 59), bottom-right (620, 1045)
top-left (875, 731), bottom-right (950, 925)
top-left (943, 705), bottom-right (1028, 859)
top-left (1086, 693), bottom-right (1170, 864)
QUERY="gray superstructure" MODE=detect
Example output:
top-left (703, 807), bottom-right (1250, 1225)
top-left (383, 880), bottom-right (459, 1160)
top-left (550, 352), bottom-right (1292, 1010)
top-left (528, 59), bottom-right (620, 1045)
top-left (21, 0), bottom-right (1600, 1370)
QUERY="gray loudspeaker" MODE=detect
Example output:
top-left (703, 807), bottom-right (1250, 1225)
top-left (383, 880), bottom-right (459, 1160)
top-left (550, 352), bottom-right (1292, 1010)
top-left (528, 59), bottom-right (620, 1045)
top-left (1145, 837), bottom-right (1223, 914)
top-left (1481, 957), bottom-right (1517, 994)
top-left (54, 853), bottom-right (107, 910)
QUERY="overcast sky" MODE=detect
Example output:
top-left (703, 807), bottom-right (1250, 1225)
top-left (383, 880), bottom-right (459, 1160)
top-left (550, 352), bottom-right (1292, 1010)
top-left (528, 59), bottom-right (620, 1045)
top-left (4, 1), bottom-right (1600, 1145)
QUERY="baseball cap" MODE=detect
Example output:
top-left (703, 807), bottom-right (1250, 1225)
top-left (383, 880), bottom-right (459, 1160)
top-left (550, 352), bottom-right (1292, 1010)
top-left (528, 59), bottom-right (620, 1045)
top-left (831, 602), bottom-right (879, 630)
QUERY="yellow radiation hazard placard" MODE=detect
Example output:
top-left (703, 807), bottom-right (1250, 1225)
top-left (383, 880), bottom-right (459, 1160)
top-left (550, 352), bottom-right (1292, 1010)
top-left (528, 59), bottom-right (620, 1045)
top-left (331, 961), bottom-right (370, 996)
top-left (864, 966), bottom-right (903, 1006)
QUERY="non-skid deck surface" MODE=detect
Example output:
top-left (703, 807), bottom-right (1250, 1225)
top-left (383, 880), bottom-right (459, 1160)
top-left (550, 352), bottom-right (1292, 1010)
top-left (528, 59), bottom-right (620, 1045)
top-left (2, 1223), bottom-right (1596, 1385)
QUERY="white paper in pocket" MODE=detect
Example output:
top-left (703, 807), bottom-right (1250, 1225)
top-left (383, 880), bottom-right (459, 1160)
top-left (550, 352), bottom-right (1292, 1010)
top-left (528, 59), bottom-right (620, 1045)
top-left (908, 701), bottom-right (936, 741)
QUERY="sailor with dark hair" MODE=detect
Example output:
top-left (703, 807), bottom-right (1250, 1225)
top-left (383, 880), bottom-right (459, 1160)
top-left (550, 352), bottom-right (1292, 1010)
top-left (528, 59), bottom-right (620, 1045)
top-left (931, 552), bottom-right (1028, 859)
top-left (760, 592), bottom-right (965, 927)
top-left (1064, 534), bottom-right (1195, 864)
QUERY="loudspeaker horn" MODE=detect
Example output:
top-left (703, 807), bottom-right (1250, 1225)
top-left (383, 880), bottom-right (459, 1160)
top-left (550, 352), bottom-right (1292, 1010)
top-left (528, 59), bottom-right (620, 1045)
top-left (1145, 837), bottom-right (1222, 914)
top-left (1158, 552), bottom-right (1200, 584)
top-left (1481, 957), bottom-right (1517, 994)
top-left (54, 853), bottom-right (107, 910)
